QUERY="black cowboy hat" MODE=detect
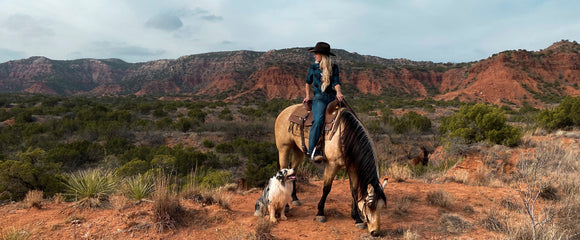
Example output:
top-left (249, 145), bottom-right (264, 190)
top-left (308, 42), bottom-right (335, 56)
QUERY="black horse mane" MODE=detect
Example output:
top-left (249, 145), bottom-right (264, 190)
top-left (337, 109), bottom-right (387, 205)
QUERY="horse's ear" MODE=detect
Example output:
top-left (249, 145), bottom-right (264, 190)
top-left (381, 177), bottom-right (388, 190)
top-left (367, 184), bottom-right (374, 196)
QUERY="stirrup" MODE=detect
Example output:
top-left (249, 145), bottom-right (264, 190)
top-left (310, 147), bottom-right (317, 160)
top-left (310, 147), bottom-right (324, 162)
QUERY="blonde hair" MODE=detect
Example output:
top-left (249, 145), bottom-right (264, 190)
top-left (319, 54), bottom-right (332, 91)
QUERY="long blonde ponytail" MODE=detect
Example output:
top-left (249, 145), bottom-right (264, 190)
top-left (320, 54), bottom-right (332, 92)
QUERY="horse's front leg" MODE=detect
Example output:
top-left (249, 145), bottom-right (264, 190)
top-left (290, 146), bottom-right (304, 206)
top-left (351, 199), bottom-right (366, 229)
top-left (316, 165), bottom-right (339, 223)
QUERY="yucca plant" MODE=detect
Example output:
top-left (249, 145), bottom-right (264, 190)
top-left (123, 173), bottom-right (154, 202)
top-left (65, 169), bottom-right (116, 208)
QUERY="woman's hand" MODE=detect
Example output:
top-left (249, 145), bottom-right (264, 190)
top-left (336, 93), bottom-right (344, 102)
top-left (336, 92), bottom-right (344, 102)
top-left (335, 84), bottom-right (344, 102)
top-left (302, 96), bottom-right (311, 104)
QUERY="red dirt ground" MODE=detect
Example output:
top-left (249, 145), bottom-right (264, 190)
top-left (0, 178), bottom-right (520, 240)
top-left (3, 131), bottom-right (576, 239)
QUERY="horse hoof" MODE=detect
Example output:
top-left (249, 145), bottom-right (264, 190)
top-left (316, 216), bottom-right (326, 223)
top-left (292, 200), bottom-right (302, 206)
top-left (355, 223), bottom-right (367, 230)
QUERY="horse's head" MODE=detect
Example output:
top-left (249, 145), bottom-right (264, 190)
top-left (357, 183), bottom-right (386, 237)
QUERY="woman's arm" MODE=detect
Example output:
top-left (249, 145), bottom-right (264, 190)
top-left (303, 83), bottom-right (312, 104)
top-left (335, 84), bottom-right (343, 102)
top-left (332, 65), bottom-right (343, 102)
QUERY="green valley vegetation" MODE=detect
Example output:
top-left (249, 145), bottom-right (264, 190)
top-left (0, 93), bottom-right (578, 203)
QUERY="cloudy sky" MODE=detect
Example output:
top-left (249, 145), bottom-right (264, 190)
top-left (1, 0), bottom-right (579, 64)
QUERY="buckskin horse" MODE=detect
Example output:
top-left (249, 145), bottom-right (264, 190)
top-left (274, 101), bottom-right (387, 236)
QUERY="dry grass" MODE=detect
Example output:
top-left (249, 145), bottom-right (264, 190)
top-left (426, 189), bottom-right (453, 208)
top-left (488, 178), bottom-right (506, 188)
top-left (152, 175), bottom-right (184, 232)
top-left (64, 213), bottom-right (85, 225)
top-left (250, 218), bottom-right (276, 240)
top-left (403, 229), bottom-right (421, 240)
top-left (505, 221), bottom-right (533, 240)
top-left (439, 213), bottom-right (472, 234)
top-left (539, 185), bottom-right (560, 201)
top-left (472, 168), bottom-right (490, 186)
top-left (386, 164), bottom-right (412, 182)
top-left (110, 195), bottom-right (130, 211)
top-left (23, 190), bottom-right (43, 209)
top-left (500, 197), bottom-right (521, 211)
top-left (52, 193), bottom-right (64, 204)
top-left (555, 195), bottom-right (580, 239)
top-left (182, 183), bottom-right (231, 210)
top-left (393, 195), bottom-right (418, 217)
top-left (452, 170), bottom-right (469, 184)
top-left (504, 220), bottom-right (570, 240)
top-left (481, 209), bottom-right (506, 233)
top-left (1, 227), bottom-right (30, 240)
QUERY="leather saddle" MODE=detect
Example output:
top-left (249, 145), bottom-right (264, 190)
top-left (288, 100), bottom-right (343, 154)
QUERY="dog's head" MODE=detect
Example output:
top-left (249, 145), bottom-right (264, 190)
top-left (275, 168), bottom-right (296, 183)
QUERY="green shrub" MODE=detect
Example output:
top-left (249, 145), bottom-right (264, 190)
top-left (399, 111), bottom-right (432, 133)
top-left (202, 139), bottom-right (214, 148)
top-left (152, 108), bottom-right (167, 118)
top-left (174, 117), bottom-right (194, 132)
top-left (218, 107), bottom-right (234, 121)
top-left (187, 107), bottom-right (207, 123)
top-left (215, 143), bottom-right (234, 153)
top-left (0, 148), bottom-right (63, 200)
top-left (155, 117), bottom-right (173, 130)
top-left (198, 169), bottom-right (232, 189)
top-left (232, 138), bottom-right (278, 187)
top-left (46, 140), bottom-right (104, 171)
top-left (439, 103), bottom-right (522, 146)
top-left (151, 155), bottom-right (177, 173)
top-left (536, 96), bottom-right (580, 130)
top-left (104, 137), bottom-right (133, 155)
top-left (117, 159), bottom-right (150, 177)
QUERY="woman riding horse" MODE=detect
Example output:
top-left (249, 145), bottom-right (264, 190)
top-left (303, 42), bottom-right (344, 161)
top-left (275, 103), bottom-right (387, 237)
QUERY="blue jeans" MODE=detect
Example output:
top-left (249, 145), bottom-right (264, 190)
top-left (307, 94), bottom-right (336, 154)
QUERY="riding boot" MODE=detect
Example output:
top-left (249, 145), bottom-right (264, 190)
top-left (310, 147), bottom-right (324, 163)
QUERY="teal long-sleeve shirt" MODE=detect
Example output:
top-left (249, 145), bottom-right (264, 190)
top-left (306, 63), bottom-right (341, 99)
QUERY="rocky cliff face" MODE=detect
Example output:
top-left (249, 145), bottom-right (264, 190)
top-left (436, 40), bottom-right (580, 105)
top-left (1, 41), bottom-right (579, 107)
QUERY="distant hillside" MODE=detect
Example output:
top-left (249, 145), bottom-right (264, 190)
top-left (1, 40), bottom-right (579, 107)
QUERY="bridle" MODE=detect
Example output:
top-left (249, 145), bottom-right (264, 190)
top-left (360, 192), bottom-right (376, 223)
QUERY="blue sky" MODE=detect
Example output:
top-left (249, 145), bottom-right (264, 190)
top-left (1, 0), bottom-right (579, 63)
